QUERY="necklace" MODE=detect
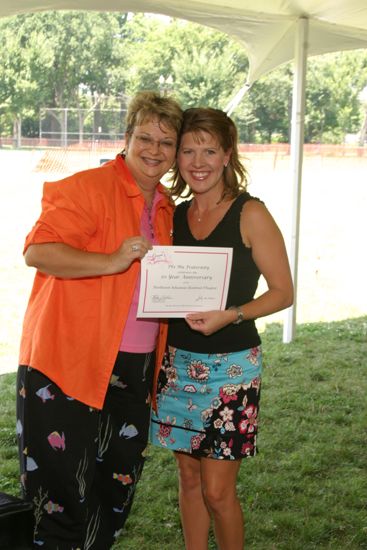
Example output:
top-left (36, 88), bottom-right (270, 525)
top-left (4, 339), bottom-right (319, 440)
top-left (192, 199), bottom-right (223, 223)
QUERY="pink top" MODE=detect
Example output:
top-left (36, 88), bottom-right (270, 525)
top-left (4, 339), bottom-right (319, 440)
top-left (119, 191), bottom-right (161, 353)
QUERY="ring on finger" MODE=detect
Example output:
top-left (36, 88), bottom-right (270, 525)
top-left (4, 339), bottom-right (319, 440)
top-left (131, 244), bottom-right (139, 252)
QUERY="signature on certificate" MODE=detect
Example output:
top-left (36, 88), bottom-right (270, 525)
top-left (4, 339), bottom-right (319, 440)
top-left (146, 251), bottom-right (171, 265)
top-left (152, 294), bottom-right (171, 303)
top-left (195, 295), bottom-right (215, 302)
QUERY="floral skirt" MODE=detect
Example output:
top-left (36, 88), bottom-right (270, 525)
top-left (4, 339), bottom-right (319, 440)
top-left (150, 346), bottom-right (262, 460)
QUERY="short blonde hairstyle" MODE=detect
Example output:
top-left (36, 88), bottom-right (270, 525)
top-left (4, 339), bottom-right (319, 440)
top-left (125, 91), bottom-right (183, 138)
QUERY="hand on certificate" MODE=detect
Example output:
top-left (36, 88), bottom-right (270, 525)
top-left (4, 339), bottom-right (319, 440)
top-left (111, 235), bottom-right (152, 272)
top-left (185, 309), bottom-right (234, 336)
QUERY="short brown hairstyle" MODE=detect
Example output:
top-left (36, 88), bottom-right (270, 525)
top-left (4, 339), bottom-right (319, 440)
top-left (170, 107), bottom-right (248, 200)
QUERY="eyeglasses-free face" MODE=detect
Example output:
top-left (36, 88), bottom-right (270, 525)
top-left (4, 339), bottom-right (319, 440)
top-left (178, 130), bottom-right (231, 197)
top-left (125, 119), bottom-right (178, 191)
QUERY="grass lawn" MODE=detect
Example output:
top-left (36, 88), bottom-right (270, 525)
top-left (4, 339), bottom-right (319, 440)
top-left (1, 317), bottom-right (366, 549)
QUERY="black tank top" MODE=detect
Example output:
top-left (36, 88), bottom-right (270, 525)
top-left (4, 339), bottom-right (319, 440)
top-left (168, 192), bottom-right (262, 353)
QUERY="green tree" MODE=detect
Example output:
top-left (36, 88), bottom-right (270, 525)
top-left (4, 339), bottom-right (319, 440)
top-left (115, 16), bottom-right (248, 110)
top-left (0, 15), bottom-right (53, 142)
top-left (1, 11), bottom-right (367, 145)
top-left (241, 65), bottom-right (293, 143)
top-left (168, 20), bottom-right (248, 109)
top-left (0, 11), bottom-right (126, 141)
top-left (305, 50), bottom-right (367, 143)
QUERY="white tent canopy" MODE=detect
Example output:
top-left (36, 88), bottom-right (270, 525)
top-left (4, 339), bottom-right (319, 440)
top-left (1, 1), bottom-right (367, 84)
top-left (1, 1), bottom-right (367, 340)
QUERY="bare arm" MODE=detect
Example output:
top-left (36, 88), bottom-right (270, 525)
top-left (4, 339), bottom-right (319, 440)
top-left (24, 235), bottom-right (152, 278)
top-left (185, 200), bottom-right (293, 336)
top-left (237, 199), bottom-right (294, 318)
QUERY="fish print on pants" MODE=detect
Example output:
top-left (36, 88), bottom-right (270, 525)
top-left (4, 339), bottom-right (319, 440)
top-left (26, 456), bottom-right (38, 471)
top-left (119, 423), bottom-right (138, 439)
top-left (44, 500), bottom-right (64, 514)
top-left (16, 419), bottom-right (23, 437)
top-left (36, 384), bottom-right (55, 403)
top-left (47, 431), bottom-right (66, 451)
top-left (110, 374), bottom-right (127, 389)
top-left (112, 473), bottom-right (133, 485)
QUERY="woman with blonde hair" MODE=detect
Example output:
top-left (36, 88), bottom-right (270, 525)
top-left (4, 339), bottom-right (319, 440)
top-left (17, 91), bottom-right (183, 549)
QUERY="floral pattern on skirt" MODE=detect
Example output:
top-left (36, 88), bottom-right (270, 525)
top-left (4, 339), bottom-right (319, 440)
top-left (150, 346), bottom-right (262, 460)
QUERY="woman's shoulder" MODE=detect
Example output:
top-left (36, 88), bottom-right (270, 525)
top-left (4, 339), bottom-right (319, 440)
top-left (241, 196), bottom-right (277, 235)
top-left (237, 190), bottom-right (263, 205)
top-left (174, 199), bottom-right (191, 215)
top-left (175, 198), bottom-right (191, 208)
top-left (227, 192), bottom-right (263, 218)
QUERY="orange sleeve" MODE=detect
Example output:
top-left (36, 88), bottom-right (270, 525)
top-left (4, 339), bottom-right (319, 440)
top-left (24, 176), bottom-right (98, 253)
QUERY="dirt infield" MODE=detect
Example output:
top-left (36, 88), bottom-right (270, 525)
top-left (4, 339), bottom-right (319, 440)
top-left (1, 148), bottom-right (366, 374)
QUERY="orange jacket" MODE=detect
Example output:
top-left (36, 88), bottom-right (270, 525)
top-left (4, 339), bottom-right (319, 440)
top-left (19, 155), bottom-right (173, 409)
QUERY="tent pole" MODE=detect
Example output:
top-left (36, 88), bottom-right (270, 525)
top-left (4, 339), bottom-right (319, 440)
top-left (224, 83), bottom-right (251, 115)
top-left (283, 17), bottom-right (309, 343)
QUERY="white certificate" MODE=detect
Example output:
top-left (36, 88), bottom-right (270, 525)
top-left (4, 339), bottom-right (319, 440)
top-left (137, 245), bottom-right (233, 318)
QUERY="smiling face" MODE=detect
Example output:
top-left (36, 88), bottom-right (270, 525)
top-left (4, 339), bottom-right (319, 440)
top-left (125, 118), bottom-right (178, 194)
top-left (177, 130), bottom-right (232, 198)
